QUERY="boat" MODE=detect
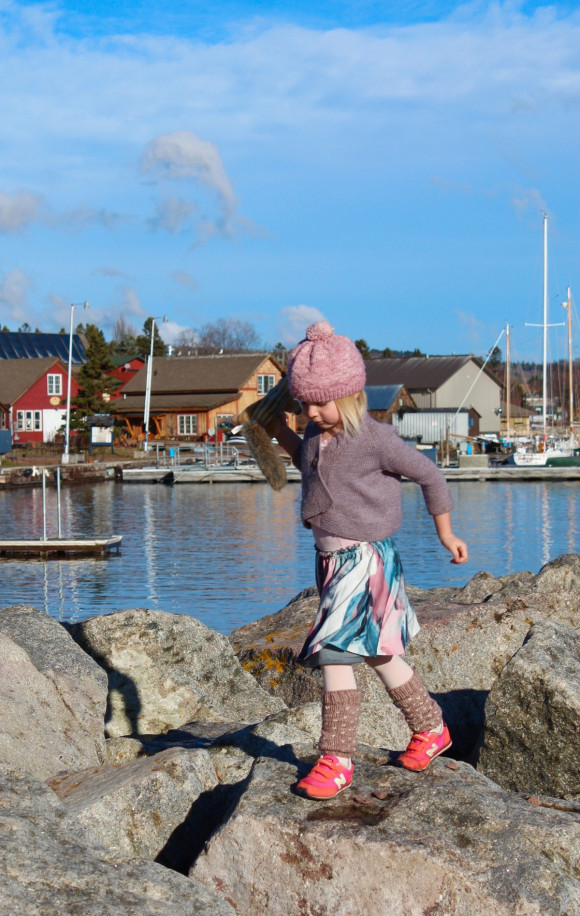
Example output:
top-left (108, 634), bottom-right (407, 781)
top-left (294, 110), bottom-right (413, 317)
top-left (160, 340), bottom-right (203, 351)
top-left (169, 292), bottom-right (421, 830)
top-left (508, 215), bottom-right (577, 467)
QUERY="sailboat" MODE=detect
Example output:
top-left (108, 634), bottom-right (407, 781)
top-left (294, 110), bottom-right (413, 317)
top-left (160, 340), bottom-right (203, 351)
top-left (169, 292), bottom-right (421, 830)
top-left (509, 215), bottom-right (579, 467)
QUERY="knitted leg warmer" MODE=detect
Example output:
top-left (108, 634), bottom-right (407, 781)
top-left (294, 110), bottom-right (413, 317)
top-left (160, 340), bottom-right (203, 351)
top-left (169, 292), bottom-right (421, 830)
top-left (387, 671), bottom-right (442, 733)
top-left (318, 689), bottom-right (361, 758)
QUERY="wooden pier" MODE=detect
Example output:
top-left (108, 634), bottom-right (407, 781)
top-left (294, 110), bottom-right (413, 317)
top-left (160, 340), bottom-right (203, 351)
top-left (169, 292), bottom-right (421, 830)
top-left (0, 536), bottom-right (123, 558)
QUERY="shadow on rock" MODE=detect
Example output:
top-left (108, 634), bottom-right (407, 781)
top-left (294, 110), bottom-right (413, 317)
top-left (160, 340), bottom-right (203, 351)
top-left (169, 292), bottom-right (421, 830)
top-left (431, 688), bottom-right (489, 761)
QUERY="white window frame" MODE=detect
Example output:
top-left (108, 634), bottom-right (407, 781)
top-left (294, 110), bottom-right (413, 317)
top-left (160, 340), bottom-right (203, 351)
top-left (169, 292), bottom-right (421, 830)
top-left (178, 414), bottom-right (198, 436)
top-left (47, 374), bottom-right (62, 396)
top-left (17, 410), bottom-right (42, 432)
top-left (257, 374), bottom-right (276, 396)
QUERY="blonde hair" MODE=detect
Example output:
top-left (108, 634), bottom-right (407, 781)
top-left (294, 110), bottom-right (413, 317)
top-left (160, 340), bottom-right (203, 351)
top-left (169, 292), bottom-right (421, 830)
top-left (335, 390), bottom-right (367, 437)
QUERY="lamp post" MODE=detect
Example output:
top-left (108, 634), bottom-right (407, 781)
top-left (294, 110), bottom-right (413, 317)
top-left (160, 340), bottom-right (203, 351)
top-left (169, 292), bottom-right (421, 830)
top-left (62, 301), bottom-right (89, 465)
top-left (143, 316), bottom-right (167, 453)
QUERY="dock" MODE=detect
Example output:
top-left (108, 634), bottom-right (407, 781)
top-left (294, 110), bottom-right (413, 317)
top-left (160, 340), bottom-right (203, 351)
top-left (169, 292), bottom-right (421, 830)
top-left (120, 465), bottom-right (303, 484)
top-left (441, 466), bottom-right (580, 482)
top-left (0, 536), bottom-right (123, 558)
top-left (119, 463), bottom-right (580, 485)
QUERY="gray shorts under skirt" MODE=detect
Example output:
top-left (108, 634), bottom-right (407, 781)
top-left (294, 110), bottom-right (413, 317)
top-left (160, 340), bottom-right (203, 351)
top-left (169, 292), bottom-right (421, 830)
top-left (302, 646), bottom-right (366, 668)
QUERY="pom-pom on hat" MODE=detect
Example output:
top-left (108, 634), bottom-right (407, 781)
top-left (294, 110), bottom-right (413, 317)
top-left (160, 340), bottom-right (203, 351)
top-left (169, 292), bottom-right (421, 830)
top-left (287, 320), bottom-right (366, 403)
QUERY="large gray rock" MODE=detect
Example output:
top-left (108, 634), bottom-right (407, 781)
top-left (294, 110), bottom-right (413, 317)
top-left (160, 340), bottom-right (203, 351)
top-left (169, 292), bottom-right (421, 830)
top-left (191, 754), bottom-right (580, 915)
top-left (0, 605), bottom-right (107, 780)
top-left (231, 556), bottom-right (580, 758)
top-left (48, 746), bottom-right (218, 866)
top-left (0, 767), bottom-right (234, 915)
top-left (478, 620), bottom-right (580, 799)
top-left (67, 609), bottom-right (285, 737)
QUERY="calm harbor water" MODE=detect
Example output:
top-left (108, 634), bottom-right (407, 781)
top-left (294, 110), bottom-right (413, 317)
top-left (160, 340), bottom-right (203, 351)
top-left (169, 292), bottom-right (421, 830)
top-left (0, 479), bottom-right (578, 634)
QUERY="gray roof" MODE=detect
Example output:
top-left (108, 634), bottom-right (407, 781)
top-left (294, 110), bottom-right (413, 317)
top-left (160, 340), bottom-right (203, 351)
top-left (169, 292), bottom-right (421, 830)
top-left (365, 356), bottom-right (497, 389)
top-left (0, 331), bottom-right (86, 363)
top-left (115, 392), bottom-right (237, 415)
top-left (364, 385), bottom-right (404, 411)
top-left (0, 357), bottom-right (67, 404)
top-left (119, 353), bottom-right (278, 396)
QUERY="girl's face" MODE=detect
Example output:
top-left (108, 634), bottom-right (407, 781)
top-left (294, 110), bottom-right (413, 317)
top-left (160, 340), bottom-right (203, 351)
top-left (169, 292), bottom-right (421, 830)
top-left (302, 400), bottom-right (342, 434)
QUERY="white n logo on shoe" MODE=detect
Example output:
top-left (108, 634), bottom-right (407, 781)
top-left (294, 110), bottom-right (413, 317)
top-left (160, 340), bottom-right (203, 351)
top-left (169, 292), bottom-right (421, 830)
top-left (425, 743), bottom-right (440, 758)
top-left (334, 774), bottom-right (347, 788)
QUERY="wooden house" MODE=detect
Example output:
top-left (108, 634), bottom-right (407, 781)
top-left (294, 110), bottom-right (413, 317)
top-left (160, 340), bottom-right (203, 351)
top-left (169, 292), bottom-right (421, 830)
top-left (365, 356), bottom-right (502, 433)
top-left (113, 353), bottom-right (291, 443)
top-left (364, 384), bottom-right (416, 424)
top-left (0, 357), bottom-right (78, 445)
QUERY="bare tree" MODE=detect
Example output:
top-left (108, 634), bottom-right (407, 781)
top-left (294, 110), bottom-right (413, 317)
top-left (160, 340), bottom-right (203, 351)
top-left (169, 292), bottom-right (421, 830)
top-left (197, 318), bottom-right (261, 354)
top-left (113, 315), bottom-right (137, 343)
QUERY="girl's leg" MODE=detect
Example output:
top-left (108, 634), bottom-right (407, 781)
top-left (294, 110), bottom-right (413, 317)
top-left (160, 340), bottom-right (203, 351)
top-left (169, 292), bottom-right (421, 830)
top-left (318, 664), bottom-right (360, 768)
top-left (366, 655), bottom-right (443, 733)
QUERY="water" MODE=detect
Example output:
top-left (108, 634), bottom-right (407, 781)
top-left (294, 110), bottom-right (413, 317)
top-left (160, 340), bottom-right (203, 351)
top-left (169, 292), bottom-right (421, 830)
top-left (0, 480), bottom-right (578, 634)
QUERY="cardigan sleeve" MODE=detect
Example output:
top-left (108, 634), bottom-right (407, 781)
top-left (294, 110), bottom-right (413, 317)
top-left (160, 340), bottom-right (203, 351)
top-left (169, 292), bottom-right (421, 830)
top-left (374, 422), bottom-right (454, 517)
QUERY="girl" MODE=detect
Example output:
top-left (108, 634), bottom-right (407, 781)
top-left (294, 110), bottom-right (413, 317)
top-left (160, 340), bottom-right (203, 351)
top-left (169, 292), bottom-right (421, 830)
top-left (274, 320), bottom-right (468, 800)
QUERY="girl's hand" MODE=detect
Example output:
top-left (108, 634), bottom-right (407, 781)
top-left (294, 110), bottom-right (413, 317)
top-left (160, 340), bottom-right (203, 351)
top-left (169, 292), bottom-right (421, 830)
top-left (439, 533), bottom-right (469, 565)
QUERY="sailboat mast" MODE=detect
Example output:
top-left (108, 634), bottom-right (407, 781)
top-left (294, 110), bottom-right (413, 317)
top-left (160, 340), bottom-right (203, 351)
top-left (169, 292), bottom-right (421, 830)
top-left (506, 323), bottom-right (511, 440)
top-left (542, 213), bottom-right (548, 439)
top-left (565, 286), bottom-right (574, 435)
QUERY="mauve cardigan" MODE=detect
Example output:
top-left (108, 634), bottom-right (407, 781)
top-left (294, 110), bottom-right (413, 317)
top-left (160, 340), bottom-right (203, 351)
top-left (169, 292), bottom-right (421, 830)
top-left (293, 414), bottom-right (453, 542)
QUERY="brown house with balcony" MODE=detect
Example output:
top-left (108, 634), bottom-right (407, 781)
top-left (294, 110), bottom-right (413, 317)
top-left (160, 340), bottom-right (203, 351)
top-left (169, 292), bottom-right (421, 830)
top-left (113, 353), bottom-right (290, 443)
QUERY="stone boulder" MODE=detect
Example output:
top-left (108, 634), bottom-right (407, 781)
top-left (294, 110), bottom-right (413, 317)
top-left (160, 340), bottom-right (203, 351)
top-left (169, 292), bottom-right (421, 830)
top-left (0, 605), bottom-right (107, 780)
top-left (230, 556), bottom-right (580, 759)
top-left (478, 620), bottom-right (580, 799)
top-left (0, 767), bottom-right (234, 916)
top-left (191, 753), bottom-right (580, 915)
top-left (48, 746), bottom-right (218, 868)
top-left (67, 609), bottom-right (285, 737)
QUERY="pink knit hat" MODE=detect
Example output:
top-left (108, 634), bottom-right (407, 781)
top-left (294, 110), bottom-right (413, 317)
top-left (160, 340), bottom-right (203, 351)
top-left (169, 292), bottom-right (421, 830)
top-left (287, 320), bottom-right (366, 402)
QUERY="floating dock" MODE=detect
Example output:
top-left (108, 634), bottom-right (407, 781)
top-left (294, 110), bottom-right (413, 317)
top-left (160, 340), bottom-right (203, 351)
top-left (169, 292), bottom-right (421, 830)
top-left (118, 464), bottom-right (580, 485)
top-left (120, 465), bottom-right (302, 484)
top-left (0, 536), bottom-right (123, 558)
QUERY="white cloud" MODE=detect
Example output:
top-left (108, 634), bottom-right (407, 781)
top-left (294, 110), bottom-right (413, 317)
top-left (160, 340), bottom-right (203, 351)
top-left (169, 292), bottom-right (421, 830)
top-left (0, 268), bottom-right (33, 323)
top-left (0, 189), bottom-right (42, 233)
top-left (120, 287), bottom-right (145, 318)
top-left (141, 131), bottom-right (238, 237)
top-left (172, 269), bottom-right (198, 289)
top-left (148, 196), bottom-right (197, 234)
top-left (94, 266), bottom-right (132, 279)
top-left (278, 305), bottom-right (326, 346)
top-left (511, 188), bottom-right (549, 218)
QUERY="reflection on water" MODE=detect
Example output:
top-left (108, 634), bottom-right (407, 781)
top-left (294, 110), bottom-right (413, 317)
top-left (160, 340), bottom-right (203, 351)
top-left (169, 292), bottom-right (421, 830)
top-left (1, 480), bottom-right (579, 634)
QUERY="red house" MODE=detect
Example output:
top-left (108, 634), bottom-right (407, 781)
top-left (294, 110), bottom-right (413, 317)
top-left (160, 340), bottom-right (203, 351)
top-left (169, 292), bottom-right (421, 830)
top-left (0, 358), bottom-right (79, 445)
top-left (108, 355), bottom-right (146, 399)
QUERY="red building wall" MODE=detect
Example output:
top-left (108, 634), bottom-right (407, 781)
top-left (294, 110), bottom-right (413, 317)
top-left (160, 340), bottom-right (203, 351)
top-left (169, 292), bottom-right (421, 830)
top-left (12, 362), bottom-right (79, 444)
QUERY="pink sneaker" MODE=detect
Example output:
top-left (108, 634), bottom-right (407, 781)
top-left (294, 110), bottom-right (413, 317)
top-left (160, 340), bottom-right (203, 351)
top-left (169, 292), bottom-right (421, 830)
top-left (296, 755), bottom-right (354, 799)
top-left (397, 723), bottom-right (452, 771)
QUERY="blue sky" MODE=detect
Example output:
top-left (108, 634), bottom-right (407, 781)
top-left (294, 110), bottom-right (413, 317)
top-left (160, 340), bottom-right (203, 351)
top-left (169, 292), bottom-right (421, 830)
top-left (0, 0), bottom-right (578, 361)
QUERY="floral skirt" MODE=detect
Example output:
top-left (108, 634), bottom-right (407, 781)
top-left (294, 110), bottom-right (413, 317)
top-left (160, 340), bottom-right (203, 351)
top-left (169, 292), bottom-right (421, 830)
top-left (298, 538), bottom-right (420, 665)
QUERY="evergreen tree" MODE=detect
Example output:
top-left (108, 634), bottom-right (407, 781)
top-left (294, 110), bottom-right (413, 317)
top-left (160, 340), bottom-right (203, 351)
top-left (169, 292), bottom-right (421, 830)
top-left (135, 317), bottom-right (166, 358)
top-left (355, 338), bottom-right (371, 359)
top-left (69, 324), bottom-right (119, 431)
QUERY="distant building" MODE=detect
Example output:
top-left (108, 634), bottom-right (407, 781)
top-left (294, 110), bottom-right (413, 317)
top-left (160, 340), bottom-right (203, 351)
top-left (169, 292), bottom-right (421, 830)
top-left (365, 355), bottom-right (502, 433)
top-left (108, 355), bottom-right (146, 397)
top-left (113, 353), bottom-right (290, 443)
top-left (364, 384), bottom-right (416, 423)
top-left (0, 357), bottom-right (79, 445)
top-left (0, 331), bottom-right (86, 364)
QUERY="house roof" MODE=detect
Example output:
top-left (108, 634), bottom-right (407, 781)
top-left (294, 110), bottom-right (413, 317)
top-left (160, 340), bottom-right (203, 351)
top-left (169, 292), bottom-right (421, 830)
top-left (109, 353), bottom-right (145, 369)
top-left (0, 331), bottom-right (86, 363)
top-left (115, 392), bottom-right (237, 414)
top-left (0, 357), bottom-right (66, 405)
top-left (364, 385), bottom-right (405, 411)
top-left (365, 356), bottom-right (500, 390)
top-left (119, 353), bottom-right (279, 396)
